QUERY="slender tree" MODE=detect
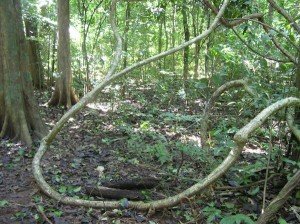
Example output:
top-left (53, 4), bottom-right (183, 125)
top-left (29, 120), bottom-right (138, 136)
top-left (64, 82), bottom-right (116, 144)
top-left (120, 2), bottom-right (131, 98)
top-left (0, 0), bottom-right (46, 146)
top-left (181, 0), bottom-right (190, 83)
top-left (48, 0), bottom-right (78, 108)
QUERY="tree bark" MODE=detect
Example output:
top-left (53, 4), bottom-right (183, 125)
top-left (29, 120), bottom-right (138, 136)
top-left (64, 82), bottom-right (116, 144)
top-left (85, 186), bottom-right (145, 200)
top-left (192, 5), bottom-right (203, 79)
top-left (25, 18), bottom-right (45, 89)
top-left (171, 2), bottom-right (177, 72)
top-left (49, 31), bottom-right (57, 87)
top-left (48, 0), bottom-right (78, 108)
top-left (182, 0), bottom-right (190, 83)
top-left (0, 0), bottom-right (46, 146)
top-left (120, 2), bottom-right (131, 98)
top-left (205, 12), bottom-right (211, 77)
top-left (291, 53), bottom-right (300, 160)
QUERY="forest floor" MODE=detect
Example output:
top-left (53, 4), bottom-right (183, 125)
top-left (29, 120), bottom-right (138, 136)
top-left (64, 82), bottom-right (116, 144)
top-left (0, 88), bottom-right (299, 224)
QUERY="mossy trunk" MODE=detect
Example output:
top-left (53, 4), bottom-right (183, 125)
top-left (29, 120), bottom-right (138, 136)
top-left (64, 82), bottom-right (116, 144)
top-left (48, 0), bottom-right (78, 108)
top-left (0, 0), bottom-right (46, 146)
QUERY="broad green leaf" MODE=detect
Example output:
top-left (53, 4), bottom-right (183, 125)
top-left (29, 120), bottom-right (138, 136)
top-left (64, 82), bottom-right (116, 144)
top-left (220, 214), bottom-right (254, 224)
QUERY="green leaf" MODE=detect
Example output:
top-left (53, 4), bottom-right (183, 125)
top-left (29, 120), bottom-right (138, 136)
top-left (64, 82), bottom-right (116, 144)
top-left (0, 200), bottom-right (9, 207)
top-left (140, 121), bottom-right (150, 130)
top-left (119, 198), bottom-right (129, 208)
top-left (73, 186), bottom-right (81, 193)
top-left (38, 205), bottom-right (44, 212)
top-left (278, 217), bottom-right (288, 224)
top-left (220, 214), bottom-right (254, 224)
top-left (296, 190), bottom-right (300, 199)
top-left (248, 186), bottom-right (260, 196)
top-left (18, 148), bottom-right (25, 156)
top-left (59, 186), bottom-right (67, 193)
top-left (53, 210), bottom-right (63, 217)
top-left (223, 202), bottom-right (235, 209)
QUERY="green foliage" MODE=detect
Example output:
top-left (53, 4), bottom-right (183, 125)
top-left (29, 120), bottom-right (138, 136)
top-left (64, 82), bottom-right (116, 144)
top-left (278, 217), bottom-right (288, 224)
top-left (220, 214), bottom-right (255, 224)
top-left (58, 185), bottom-right (82, 195)
top-left (0, 200), bottom-right (9, 207)
top-left (202, 203), bottom-right (222, 223)
top-left (146, 141), bottom-right (171, 164)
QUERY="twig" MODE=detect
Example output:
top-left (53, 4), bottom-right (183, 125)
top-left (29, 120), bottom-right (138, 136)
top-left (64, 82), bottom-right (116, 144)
top-left (176, 151), bottom-right (185, 177)
top-left (34, 204), bottom-right (54, 224)
top-left (262, 121), bottom-right (273, 213)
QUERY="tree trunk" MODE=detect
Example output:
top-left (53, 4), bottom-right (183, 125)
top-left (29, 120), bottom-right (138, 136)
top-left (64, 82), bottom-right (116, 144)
top-left (205, 12), bottom-right (211, 77)
top-left (157, 1), bottom-right (164, 70)
top-left (290, 54), bottom-right (300, 160)
top-left (0, 0), bottom-right (46, 146)
top-left (120, 2), bottom-right (131, 98)
top-left (48, 0), bottom-right (78, 108)
top-left (77, 0), bottom-right (91, 94)
top-left (25, 18), bottom-right (45, 89)
top-left (171, 2), bottom-right (177, 72)
top-left (192, 5), bottom-right (203, 79)
top-left (50, 31), bottom-right (57, 87)
top-left (182, 0), bottom-right (190, 83)
top-left (163, 5), bottom-right (168, 69)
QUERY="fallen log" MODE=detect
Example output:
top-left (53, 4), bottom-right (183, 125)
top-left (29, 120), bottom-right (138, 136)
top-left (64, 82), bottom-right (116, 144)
top-left (102, 177), bottom-right (161, 190)
top-left (85, 186), bottom-right (145, 200)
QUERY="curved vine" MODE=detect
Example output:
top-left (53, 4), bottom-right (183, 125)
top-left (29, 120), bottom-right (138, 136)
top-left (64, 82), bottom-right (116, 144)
top-left (32, 0), bottom-right (300, 215)
top-left (200, 79), bottom-right (256, 147)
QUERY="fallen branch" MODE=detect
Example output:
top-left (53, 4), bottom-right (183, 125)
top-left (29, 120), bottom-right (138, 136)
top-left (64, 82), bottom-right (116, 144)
top-left (85, 186), bottom-right (145, 200)
top-left (34, 204), bottom-right (54, 224)
top-left (102, 177), bottom-right (160, 190)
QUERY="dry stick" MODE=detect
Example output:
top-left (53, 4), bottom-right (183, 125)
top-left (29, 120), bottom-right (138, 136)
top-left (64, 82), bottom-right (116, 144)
top-left (262, 121), bottom-right (273, 213)
top-left (200, 79), bottom-right (256, 147)
top-left (34, 204), bottom-right (54, 224)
